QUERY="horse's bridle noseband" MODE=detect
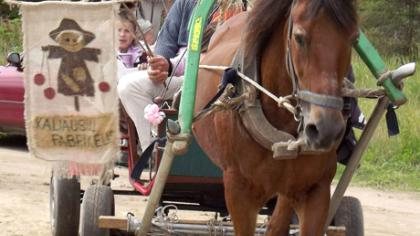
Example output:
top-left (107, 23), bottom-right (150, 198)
top-left (285, 3), bottom-right (344, 111)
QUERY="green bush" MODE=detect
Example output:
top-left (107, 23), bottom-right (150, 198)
top-left (0, 18), bottom-right (22, 64)
top-left (0, 2), bottom-right (20, 20)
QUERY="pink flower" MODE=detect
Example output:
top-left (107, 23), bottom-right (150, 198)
top-left (144, 104), bottom-right (165, 126)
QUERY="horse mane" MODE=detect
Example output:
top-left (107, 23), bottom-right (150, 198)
top-left (244, 0), bottom-right (358, 57)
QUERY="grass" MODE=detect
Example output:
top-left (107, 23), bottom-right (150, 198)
top-left (0, 18), bottom-right (22, 65)
top-left (336, 54), bottom-right (420, 192)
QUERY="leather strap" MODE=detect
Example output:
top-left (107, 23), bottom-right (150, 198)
top-left (231, 47), bottom-right (298, 159)
top-left (298, 90), bottom-right (344, 110)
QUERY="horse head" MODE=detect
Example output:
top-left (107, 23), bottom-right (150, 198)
top-left (286, 0), bottom-right (359, 150)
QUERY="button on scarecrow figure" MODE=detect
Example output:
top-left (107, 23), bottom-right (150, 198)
top-left (41, 18), bottom-right (101, 111)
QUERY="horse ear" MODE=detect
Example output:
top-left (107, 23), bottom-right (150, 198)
top-left (353, 0), bottom-right (360, 13)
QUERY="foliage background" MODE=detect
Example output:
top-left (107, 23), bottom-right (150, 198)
top-left (0, 0), bottom-right (419, 191)
top-left (1, 2), bottom-right (21, 64)
top-left (359, 0), bottom-right (419, 61)
top-left (336, 56), bottom-right (420, 192)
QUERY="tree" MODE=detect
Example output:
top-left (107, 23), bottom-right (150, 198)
top-left (359, 0), bottom-right (419, 60)
top-left (0, 1), bottom-right (19, 19)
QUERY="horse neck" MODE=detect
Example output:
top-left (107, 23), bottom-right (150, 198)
top-left (259, 20), bottom-right (298, 134)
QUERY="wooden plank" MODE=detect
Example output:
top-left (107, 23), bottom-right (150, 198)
top-left (327, 226), bottom-right (346, 236)
top-left (290, 225), bottom-right (346, 236)
top-left (98, 216), bottom-right (127, 230)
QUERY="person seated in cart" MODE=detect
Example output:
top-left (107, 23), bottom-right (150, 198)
top-left (118, 0), bottom-right (244, 151)
top-left (116, 9), bottom-right (155, 79)
top-left (117, 10), bottom-right (143, 69)
top-left (117, 0), bottom-right (196, 152)
top-left (119, 2), bottom-right (157, 47)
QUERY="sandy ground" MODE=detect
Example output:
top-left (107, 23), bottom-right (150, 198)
top-left (0, 135), bottom-right (419, 236)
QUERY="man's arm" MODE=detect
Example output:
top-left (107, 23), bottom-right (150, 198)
top-left (153, 0), bottom-right (185, 59)
top-left (148, 0), bottom-right (196, 84)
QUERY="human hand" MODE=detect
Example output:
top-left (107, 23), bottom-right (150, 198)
top-left (148, 55), bottom-right (170, 85)
top-left (137, 63), bottom-right (148, 70)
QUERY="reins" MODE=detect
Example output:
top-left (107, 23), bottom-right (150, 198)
top-left (199, 64), bottom-right (298, 115)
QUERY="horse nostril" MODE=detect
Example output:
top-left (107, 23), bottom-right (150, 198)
top-left (305, 123), bottom-right (319, 141)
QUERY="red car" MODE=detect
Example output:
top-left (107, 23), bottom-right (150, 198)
top-left (0, 53), bottom-right (25, 135)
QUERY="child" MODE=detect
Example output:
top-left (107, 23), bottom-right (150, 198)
top-left (117, 10), bottom-right (144, 69)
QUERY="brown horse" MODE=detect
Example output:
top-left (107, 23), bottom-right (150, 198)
top-left (193, 0), bottom-right (359, 235)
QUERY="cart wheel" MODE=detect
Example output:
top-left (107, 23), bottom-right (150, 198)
top-left (80, 185), bottom-right (115, 236)
top-left (50, 175), bottom-right (81, 236)
top-left (334, 196), bottom-right (364, 236)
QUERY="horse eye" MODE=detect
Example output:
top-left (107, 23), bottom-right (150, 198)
top-left (294, 34), bottom-right (305, 47)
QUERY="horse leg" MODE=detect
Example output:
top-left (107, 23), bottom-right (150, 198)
top-left (266, 195), bottom-right (293, 236)
top-left (295, 182), bottom-right (331, 236)
top-left (223, 170), bottom-right (262, 236)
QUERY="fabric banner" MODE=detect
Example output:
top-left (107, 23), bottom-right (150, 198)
top-left (21, 2), bottom-right (119, 164)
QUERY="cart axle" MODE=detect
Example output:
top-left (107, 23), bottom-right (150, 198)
top-left (98, 216), bottom-right (345, 236)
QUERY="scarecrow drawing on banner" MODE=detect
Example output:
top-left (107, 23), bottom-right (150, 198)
top-left (35, 18), bottom-right (109, 111)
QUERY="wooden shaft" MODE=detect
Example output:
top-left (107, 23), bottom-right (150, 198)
top-left (326, 97), bottom-right (389, 228)
top-left (135, 141), bottom-right (176, 236)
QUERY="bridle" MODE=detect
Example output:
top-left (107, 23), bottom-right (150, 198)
top-left (285, 1), bottom-right (344, 111)
top-left (198, 1), bottom-right (348, 156)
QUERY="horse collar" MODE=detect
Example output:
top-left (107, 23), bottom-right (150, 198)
top-left (231, 48), bottom-right (299, 159)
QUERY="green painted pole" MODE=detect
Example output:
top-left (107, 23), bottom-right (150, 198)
top-left (354, 31), bottom-right (407, 105)
top-left (178, 0), bottom-right (216, 134)
top-left (136, 3), bottom-right (216, 234)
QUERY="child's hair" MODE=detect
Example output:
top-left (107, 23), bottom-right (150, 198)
top-left (118, 9), bottom-right (139, 46)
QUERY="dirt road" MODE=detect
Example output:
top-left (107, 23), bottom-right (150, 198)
top-left (0, 135), bottom-right (419, 236)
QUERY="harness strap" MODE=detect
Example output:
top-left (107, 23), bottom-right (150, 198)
top-left (202, 67), bottom-right (240, 110)
top-left (286, 10), bottom-right (298, 94)
top-left (232, 47), bottom-right (299, 159)
top-left (298, 90), bottom-right (344, 110)
top-left (131, 138), bottom-right (166, 180)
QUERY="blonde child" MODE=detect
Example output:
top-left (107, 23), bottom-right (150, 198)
top-left (117, 10), bottom-right (145, 69)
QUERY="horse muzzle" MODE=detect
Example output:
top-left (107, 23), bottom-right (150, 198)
top-left (302, 106), bottom-right (345, 151)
